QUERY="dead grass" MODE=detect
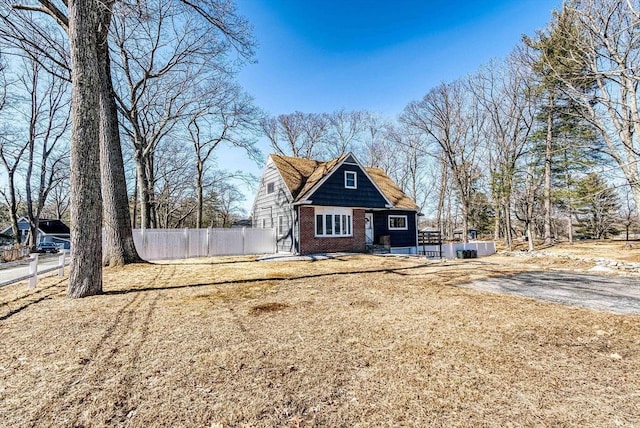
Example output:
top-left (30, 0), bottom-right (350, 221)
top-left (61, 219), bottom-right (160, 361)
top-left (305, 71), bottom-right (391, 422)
top-left (1, 250), bottom-right (639, 427)
top-left (542, 239), bottom-right (640, 263)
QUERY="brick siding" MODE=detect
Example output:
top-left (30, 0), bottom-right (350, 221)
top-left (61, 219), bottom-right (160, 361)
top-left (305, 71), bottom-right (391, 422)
top-left (299, 206), bottom-right (366, 255)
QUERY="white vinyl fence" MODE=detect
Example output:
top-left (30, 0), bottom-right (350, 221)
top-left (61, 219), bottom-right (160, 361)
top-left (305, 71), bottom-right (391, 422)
top-left (422, 241), bottom-right (496, 259)
top-left (132, 228), bottom-right (276, 260)
top-left (0, 251), bottom-right (69, 288)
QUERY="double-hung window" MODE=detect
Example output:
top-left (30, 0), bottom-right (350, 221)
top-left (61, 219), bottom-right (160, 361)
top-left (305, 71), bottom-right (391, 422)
top-left (278, 216), bottom-right (284, 236)
top-left (344, 171), bottom-right (357, 189)
top-left (315, 207), bottom-right (353, 237)
top-left (266, 182), bottom-right (275, 194)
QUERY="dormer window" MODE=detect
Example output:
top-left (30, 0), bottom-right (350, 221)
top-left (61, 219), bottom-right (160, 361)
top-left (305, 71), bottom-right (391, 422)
top-left (344, 171), bottom-right (357, 189)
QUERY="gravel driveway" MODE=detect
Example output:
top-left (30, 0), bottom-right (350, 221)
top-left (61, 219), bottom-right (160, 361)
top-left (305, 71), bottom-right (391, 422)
top-left (466, 272), bottom-right (640, 315)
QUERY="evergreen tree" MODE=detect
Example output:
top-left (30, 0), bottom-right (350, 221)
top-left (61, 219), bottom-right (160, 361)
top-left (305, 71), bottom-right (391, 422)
top-left (574, 173), bottom-right (620, 239)
top-left (524, 5), bottom-right (600, 243)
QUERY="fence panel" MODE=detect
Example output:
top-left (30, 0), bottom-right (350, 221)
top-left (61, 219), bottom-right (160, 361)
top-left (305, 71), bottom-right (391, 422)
top-left (208, 229), bottom-right (244, 256)
top-left (440, 241), bottom-right (496, 259)
top-left (132, 228), bottom-right (276, 260)
top-left (245, 228), bottom-right (276, 254)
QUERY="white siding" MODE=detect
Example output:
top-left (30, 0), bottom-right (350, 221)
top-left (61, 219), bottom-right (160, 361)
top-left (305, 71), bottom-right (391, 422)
top-left (252, 157), bottom-right (297, 253)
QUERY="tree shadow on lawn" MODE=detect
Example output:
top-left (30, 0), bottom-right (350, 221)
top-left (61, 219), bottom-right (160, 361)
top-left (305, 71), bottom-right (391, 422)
top-left (0, 259), bottom-right (514, 321)
top-left (0, 279), bottom-right (66, 321)
top-left (102, 262), bottom-right (510, 296)
top-left (155, 258), bottom-right (258, 266)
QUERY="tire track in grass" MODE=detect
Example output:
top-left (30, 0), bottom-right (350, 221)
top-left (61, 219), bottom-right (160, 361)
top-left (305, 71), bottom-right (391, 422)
top-left (26, 267), bottom-right (163, 427)
top-left (93, 292), bottom-right (161, 426)
top-left (66, 265), bottom-right (173, 426)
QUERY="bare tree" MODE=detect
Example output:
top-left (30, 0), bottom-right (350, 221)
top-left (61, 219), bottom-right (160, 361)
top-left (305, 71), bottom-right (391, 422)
top-left (187, 80), bottom-right (261, 228)
top-left (0, 56), bottom-right (26, 243)
top-left (325, 109), bottom-right (366, 158)
top-left (42, 172), bottom-right (70, 220)
top-left (619, 185), bottom-right (638, 240)
top-left (209, 179), bottom-right (246, 227)
top-left (261, 112), bottom-right (329, 159)
top-left (384, 123), bottom-right (434, 211)
top-left (544, 0), bottom-right (640, 223)
top-left (1, 0), bottom-right (143, 266)
top-left (153, 143), bottom-right (197, 229)
top-left (470, 54), bottom-right (537, 250)
top-left (18, 58), bottom-right (71, 250)
top-left (514, 164), bottom-right (544, 251)
top-left (111, 0), bottom-right (255, 229)
top-left (402, 80), bottom-right (485, 243)
top-left (354, 113), bottom-right (389, 168)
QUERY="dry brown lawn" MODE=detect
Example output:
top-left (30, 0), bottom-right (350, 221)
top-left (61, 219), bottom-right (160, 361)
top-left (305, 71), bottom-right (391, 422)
top-left (1, 246), bottom-right (639, 427)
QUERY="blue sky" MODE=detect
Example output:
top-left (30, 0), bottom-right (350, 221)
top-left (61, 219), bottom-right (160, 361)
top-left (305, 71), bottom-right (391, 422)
top-left (228, 0), bottom-right (563, 212)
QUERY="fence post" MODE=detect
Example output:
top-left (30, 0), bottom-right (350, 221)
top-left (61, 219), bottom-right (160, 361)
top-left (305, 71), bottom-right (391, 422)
top-left (28, 253), bottom-right (39, 288)
top-left (242, 227), bottom-right (246, 255)
top-left (184, 228), bottom-right (189, 259)
top-left (141, 228), bottom-right (147, 259)
top-left (207, 228), bottom-right (211, 257)
top-left (58, 251), bottom-right (67, 276)
top-left (273, 227), bottom-right (277, 254)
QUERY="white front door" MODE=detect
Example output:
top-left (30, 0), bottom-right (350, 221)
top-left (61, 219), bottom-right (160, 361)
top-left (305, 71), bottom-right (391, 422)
top-left (365, 213), bottom-right (374, 245)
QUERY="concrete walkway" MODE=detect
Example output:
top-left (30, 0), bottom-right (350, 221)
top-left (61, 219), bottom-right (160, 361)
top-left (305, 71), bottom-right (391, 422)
top-left (466, 272), bottom-right (640, 315)
top-left (257, 252), bottom-right (358, 262)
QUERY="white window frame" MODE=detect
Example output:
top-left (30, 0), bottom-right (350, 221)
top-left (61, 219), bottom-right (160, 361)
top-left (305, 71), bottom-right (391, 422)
top-left (314, 207), bottom-right (353, 237)
top-left (388, 215), bottom-right (408, 231)
top-left (344, 171), bottom-right (357, 189)
top-left (278, 215), bottom-right (284, 236)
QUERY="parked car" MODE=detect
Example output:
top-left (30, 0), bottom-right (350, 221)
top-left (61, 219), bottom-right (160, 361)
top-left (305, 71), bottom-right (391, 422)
top-left (36, 242), bottom-right (59, 253)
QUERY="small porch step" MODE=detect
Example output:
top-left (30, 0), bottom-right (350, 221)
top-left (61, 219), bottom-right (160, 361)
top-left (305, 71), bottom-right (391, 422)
top-left (367, 244), bottom-right (390, 254)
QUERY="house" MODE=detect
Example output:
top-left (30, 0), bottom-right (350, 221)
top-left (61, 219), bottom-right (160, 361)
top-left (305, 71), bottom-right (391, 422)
top-left (0, 217), bottom-right (71, 249)
top-left (252, 153), bottom-right (420, 255)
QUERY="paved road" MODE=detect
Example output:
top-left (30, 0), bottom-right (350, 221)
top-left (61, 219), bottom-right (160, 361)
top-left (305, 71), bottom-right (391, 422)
top-left (0, 254), bottom-right (68, 285)
top-left (466, 272), bottom-right (640, 315)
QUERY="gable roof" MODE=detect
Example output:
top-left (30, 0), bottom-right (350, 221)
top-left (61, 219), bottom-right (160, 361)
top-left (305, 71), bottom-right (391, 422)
top-left (364, 167), bottom-right (418, 210)
top-left (38, 219), bottom-right (70, 235)
top-left (269, 153), bottom-right (418, 210)
top-left (0, 218), bottom-right (70, 237)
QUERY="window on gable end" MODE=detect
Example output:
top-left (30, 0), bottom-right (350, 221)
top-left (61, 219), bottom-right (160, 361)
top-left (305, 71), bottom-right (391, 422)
top-left (267, 182), bottom-right (275, 194)
top-left (345, 171), bottom-right (357, 189)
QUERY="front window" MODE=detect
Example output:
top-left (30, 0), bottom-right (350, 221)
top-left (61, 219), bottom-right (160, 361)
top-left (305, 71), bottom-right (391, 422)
top-left (388, 215), bottom-right (408, 230)
top-left (344, 171), bottom-right (357, 189)
top-left (315, 207), bottom-right (353, 237)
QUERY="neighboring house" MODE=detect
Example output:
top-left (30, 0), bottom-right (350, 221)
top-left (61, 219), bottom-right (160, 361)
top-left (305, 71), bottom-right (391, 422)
top-left (0, 217), bottom-right (71, 249)
top-left (252, 153), bottom-right (420, 255)
top-left (231, 219), bottom-right (252, 228)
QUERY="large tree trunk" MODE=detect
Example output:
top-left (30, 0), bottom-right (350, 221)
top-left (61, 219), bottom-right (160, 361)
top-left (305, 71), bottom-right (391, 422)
top-left (135, 152), bottom-right (153, 229)
top-left (67, 0), bottom-right (103, 298)
top-left (96, 7), bottom-right (143, 266)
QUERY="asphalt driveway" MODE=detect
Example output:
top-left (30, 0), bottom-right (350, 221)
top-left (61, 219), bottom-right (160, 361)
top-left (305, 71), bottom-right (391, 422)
top-left (467, 272), bottom-right (640, 315)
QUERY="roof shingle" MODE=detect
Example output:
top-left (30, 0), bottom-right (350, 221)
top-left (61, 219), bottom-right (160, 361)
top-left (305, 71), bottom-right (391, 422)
top-left (269, 153), bottom-right (418, 210)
